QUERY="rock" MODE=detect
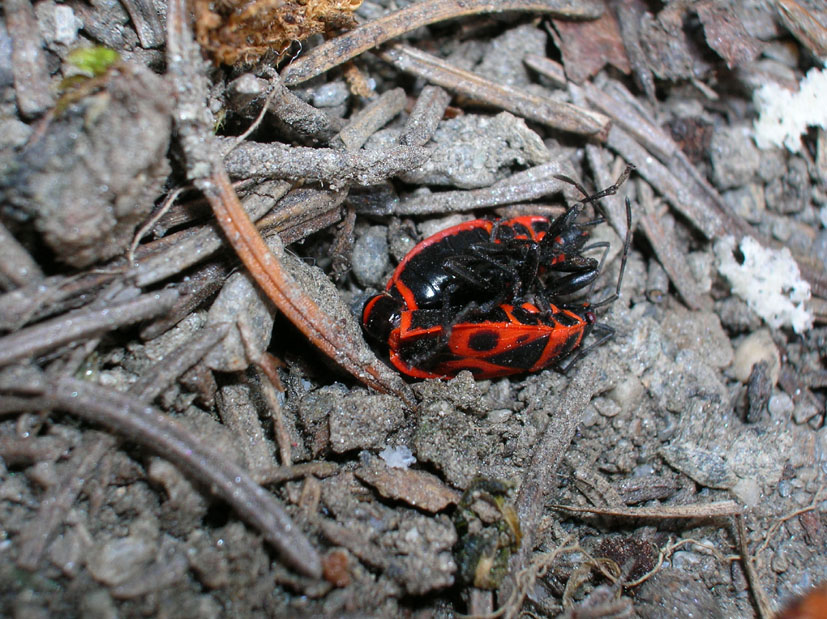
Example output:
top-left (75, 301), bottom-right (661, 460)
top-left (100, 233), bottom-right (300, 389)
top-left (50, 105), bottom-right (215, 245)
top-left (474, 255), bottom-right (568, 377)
top-left (351, 226), bottom-right (390, 288)
top-left (709, 125), bottom-right (760, 189)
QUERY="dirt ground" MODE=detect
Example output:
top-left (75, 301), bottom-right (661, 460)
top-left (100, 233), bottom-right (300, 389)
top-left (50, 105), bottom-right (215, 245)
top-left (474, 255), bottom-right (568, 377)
top-left (1, 0), bottom-right (826, 617)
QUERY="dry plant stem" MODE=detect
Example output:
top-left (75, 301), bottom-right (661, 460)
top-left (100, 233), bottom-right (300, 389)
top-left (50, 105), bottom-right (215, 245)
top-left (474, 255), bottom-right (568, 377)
top-left (206, 173), bottom-right (415, 405)
top-left (612, 0), bottom-right (656, 104)
top-left (578, 80), bottom-right (675, 162)
top-left (255, 366), bottom-right (294, 467)
top-left (5, 0), bottom-right (54, 117)
top-left (256, 187), bottom-right (348, 244)
top-left (128, 187), bottom-right (186, 266)
top-left (16, 433), bottom-right (115, 570)
top-left (129, 323), bottom-right (231, 403)
top-left (3, 374), bottom-right (323, 579)
top-left (583, 144), bottom-right (629, 240)
top-left (281, 0), bottom-right (605, 85)
top-left (379, 43), bottom-right (611, 139)
top-left (552, 500), bottom-right (741, 519)
top-left (129, 181), bottom-right (291, 287)
top-left (221, 139), bottom-right (430, 187)
top-left (0, 271), bottom-right (115, 331)
top-left (397, 177), bottom-right (575, 215)
top-left (400, 85), bottom-right (451, 147)
top-left (512, 358), bottom-right (600, 572)
top-left (584, 79), bottom-right (827, 296)
top-left (0, 289), bottom-right (178, 367)
top-left (523, 54), bottom-right (567, 89)
top-left (637, 180), bottom-right (709, 311)
top-left (754, 488), bottom-right (823, 557)
top-left (336, 87), bottom-right (407, 150)
top-left (262, 73), bottom-right (343, 143)
top-left (0, 220), bottom-right (44, 289)
top-left (140, 261), bottom-right (230, 340)
top-left (735, 514), bottom-right (774, 619)
top-left (258, 461), bottom-right (338, 485)
top-left (608, 125), bottom-right (725, 239)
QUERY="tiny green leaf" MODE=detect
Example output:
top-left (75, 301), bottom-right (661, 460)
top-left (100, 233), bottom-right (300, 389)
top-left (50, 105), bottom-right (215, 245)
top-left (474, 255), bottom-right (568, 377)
top-left (66, 46), bottom-right (120, 77)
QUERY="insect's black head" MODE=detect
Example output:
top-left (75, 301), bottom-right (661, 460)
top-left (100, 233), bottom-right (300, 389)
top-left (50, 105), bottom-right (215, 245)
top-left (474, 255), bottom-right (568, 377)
top-left (362, 294), bottom-right (402, 345)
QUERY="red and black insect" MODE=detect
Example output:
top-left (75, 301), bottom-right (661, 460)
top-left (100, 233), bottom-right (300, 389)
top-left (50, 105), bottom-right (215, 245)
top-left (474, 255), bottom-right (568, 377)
top-left (362, 167), bottom-right (633, 380)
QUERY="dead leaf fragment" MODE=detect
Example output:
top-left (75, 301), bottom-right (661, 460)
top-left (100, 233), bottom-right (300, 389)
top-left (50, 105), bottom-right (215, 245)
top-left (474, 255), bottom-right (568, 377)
top-left (356, 461), bottom-right (461, 513)
top-left (551, 10), bottom-right (630, 84)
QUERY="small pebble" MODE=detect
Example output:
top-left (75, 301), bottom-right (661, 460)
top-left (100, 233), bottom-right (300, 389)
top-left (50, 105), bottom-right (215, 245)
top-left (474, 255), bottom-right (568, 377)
top-left (768, 392), bottom-right (794, 417)
top-left (731, 477), bottom-right (761, 506)
top-left (709, 126), bottom-right (760, 189)
top-left (312, 82), bottom-right (350, 108)
top-left (351, 226), bottom-right (390, 288)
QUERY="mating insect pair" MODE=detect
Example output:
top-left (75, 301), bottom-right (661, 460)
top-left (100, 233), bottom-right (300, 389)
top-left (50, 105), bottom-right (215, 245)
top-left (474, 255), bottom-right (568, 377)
top-left (362, 166), bottom-right (634, 380)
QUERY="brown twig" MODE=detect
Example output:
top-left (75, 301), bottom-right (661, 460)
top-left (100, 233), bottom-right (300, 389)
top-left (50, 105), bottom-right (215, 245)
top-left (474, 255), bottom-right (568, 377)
top-left (396, 177), bottom-right (575, 216)
top-left (128, 181), bottom-right (291, 287)
top-left (379, 43), bottom-right (611, 139)
top-left (335, 87), bottom-right (407, 150)
top-left (637, 180), bottom-right (710, 311)
top-left (400, 85), bottom-right (452, 147)
top-left (735, 514), bottom-right (774, 619)
top-left (280, 0), bottom-right (604, 86)
top-left (0, 289), bottom-right (178, 367)
top-left (129, 323), bottom-right (231, 403)
top-left (512, 358), bottom-right (601, 572)
top-left (776, 0), bottom-right (827, 58)
top-left (221, 139), bottom-right (431, 188)
top-left (552, 500), bottom-right (741, 519)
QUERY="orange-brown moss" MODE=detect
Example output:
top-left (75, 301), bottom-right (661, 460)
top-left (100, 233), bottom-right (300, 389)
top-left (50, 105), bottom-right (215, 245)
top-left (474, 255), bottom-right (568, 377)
top-left (192, 0), bottom-right (362, 65)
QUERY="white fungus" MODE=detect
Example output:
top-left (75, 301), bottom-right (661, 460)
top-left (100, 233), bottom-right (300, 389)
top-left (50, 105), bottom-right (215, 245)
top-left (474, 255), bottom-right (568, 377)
top-left (714, 236), bottom-right (812, 334)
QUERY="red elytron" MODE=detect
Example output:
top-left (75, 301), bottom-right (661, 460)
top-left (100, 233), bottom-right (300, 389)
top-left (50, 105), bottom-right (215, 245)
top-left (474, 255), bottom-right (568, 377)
top-left (385, 301), bottom-right (596, 380)
top-left (362, 168), bottom-right (633, 380)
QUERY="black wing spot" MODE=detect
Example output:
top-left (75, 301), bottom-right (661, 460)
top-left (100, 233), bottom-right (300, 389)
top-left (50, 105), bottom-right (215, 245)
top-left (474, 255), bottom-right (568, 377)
top-left (468, 329), bottom-right (500, 351)
top-left (486, 335), bottom-right (550, 370)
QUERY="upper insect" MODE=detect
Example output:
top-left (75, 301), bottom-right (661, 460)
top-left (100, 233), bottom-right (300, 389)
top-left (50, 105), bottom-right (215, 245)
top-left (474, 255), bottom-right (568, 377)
top-left (362, 166), bottom-right (634, 380)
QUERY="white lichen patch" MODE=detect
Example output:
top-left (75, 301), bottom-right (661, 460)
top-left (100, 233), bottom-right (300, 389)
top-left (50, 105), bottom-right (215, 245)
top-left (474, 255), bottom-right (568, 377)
top-left (753, 68), bottom-right (827, 152)
top-left (714, 236), bottom-right (812, 334)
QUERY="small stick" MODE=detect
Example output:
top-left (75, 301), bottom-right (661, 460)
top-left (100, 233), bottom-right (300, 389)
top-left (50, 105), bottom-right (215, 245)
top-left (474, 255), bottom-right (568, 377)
top-left (129, 323), bottom-right (231, 403)
top-left (221, 139), bottom-right (431, 187)
top-left (379, 43), bottom-right (611, 139)
top-left (637, 180), bottom-right (709, 311)
top-left (335, 87), bottom-right (407, 150)
top-left (397, 177), bottom-right (574, 215)
top-left (735, 514), bottom-right (774, 619)
top-left (400, 85), bottom-right (452, 147)
top-left (552, 500), bottom-right (741, 519)
top-left (280, 0), bottom-right (604, 86)
top-left (0, 289), bottom-right (178, 367)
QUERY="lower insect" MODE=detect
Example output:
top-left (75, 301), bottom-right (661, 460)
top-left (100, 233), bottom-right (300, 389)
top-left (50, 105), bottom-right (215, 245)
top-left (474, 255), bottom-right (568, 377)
top-left (362, 167), bottom-right (633, 380)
